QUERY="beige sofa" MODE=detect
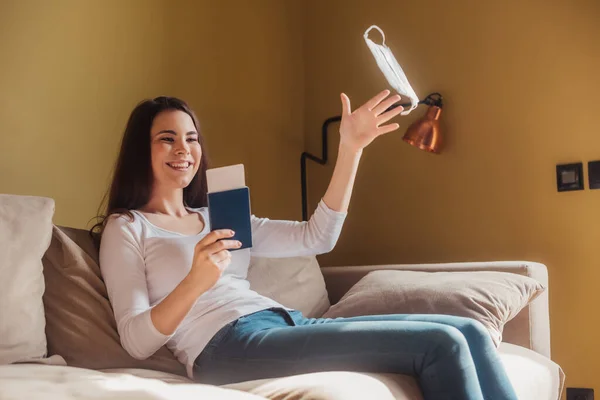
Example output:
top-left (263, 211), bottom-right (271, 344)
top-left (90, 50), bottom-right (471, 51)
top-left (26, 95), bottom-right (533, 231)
top-left (0, 195), bottom-right (565, 399)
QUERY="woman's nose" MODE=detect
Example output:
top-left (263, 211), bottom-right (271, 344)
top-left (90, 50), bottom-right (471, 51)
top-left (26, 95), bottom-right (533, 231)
top-left (175, 143), bottom-right (190, 155)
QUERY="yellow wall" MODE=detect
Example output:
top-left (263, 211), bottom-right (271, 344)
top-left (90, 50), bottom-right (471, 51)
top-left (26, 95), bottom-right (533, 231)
top-left (0, 0), bottom-right (170, 228)
top-left (165, 0), bottom-right (305, 220)
top-left (304, 0), bottom-right (600, 391)
top-left (0, 0), bottom-right (304, 227)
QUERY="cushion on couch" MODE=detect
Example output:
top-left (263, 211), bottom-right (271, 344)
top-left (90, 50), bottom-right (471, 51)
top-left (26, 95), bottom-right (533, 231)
top-left (224, 371), bottom-right (398, 400)
top-left (0, 364), bottom-right (265, 400)
top-left (224, 343), bottom-right (563, 400)
top-left (0, 194), bottom-right (54, 364)
top-left (41, 225), bottom-right (186, 376)
top-left (1, 345), bottom-right (563, 400)
top-left (101, 369), bottom-right (400, 400)
top-left (323, 270), bottom-right (545, 346)
top-left (247, 256), bottom-right (330, 318)
top-left (498, 343), bottom-right (565, 400)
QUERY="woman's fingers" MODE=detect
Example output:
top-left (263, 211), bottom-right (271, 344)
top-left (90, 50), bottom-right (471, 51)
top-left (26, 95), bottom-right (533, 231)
top-left (211, 249), bottom-right (232, 263)
top-left (364, 89), bottom-right (391, 111)
top-left (372, 94), bottom-right (402, 116)
top-left (197, 229), bottom-right (235, 250)
top-left (211, 249), bottom-right (232, 272)
top-left (340, 93), bottom-right (352, 116)
top-left (377, 104), bottom-right (404, 125)
top-left (377, 123), bottom-right (401, 136)
top-left (204, 239), bottom-right (242, 255)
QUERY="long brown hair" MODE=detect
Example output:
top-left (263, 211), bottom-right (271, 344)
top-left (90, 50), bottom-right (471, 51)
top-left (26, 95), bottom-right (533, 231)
top-left (90, 96), bottom-right (210, 237)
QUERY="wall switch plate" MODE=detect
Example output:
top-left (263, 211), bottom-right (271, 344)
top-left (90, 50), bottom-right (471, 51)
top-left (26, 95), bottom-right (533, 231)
top-left (556, 163), bottom-right (584, 192)
top-left (567, 387), bottom-right (594, 400)
top-left (588, 161), bottom-right (600, 190)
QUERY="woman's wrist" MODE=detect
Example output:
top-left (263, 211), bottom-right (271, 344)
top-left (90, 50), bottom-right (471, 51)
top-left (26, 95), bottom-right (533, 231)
top-left (321, 141), bottom-right (363, 213)
top-left (182, 272), bottom-right (211, 298)
top-left (338, 141), bottom-right (364, 157)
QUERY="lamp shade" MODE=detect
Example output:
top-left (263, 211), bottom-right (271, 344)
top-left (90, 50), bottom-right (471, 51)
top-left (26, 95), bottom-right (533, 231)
top-left (402, 105), bottom-right (442, 154)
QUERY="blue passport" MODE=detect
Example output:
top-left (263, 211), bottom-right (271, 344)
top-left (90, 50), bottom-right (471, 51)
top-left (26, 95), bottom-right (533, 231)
top-left (207, 187), bottom-right (253, 250)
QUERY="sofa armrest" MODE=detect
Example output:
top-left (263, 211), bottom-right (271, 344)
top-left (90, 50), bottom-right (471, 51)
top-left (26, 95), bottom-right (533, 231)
top-left (321, 261), bottom-right (551, 359)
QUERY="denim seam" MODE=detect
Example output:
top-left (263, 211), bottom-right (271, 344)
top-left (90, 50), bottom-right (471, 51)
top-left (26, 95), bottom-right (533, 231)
top-left (208, 350), bottom-right (423, 363)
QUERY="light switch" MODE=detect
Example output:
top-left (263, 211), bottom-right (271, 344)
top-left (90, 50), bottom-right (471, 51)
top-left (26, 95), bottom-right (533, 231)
top-left (556, 163), bottom-right (583, 192)
top-left (588, 161), bottom-right (600, 190)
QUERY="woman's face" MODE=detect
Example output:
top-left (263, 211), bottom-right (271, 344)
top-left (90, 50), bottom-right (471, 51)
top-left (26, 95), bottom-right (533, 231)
top-left (149, 110), bottom-right (202, 190)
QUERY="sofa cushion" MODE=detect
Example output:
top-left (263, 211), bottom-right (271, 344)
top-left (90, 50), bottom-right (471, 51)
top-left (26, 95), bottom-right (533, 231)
top-left (0, 364), bottom-right (265, 399)
top-left (102, 369), bottom-right (408, 400)
top-left (100, 367), bottom-right (408, 400)
top-left (0, 194), bottom-right (54, 364)
top-left (4, 346), bottom-right (563, 400)
top-left (247, 256), bottom-right (330, 318)
top-left (223, 343), bottom-right (563, 400)
top-left (41, 225), bottom-right (186, 376)
top-left (323, 270), bottom-right (544, 346)
top-left (224, 371), bottom-right (397, 400)
top-left (499, 343), bottom-right (565, 400)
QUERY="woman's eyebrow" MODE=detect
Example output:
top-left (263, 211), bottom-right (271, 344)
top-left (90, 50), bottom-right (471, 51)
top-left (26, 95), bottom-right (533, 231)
top-left (155, 130), bottom-right (198, 136)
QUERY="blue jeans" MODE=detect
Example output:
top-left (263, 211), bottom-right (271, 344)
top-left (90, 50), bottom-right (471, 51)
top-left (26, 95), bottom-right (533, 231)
top-left (193, 308), bottom-right (517, 400)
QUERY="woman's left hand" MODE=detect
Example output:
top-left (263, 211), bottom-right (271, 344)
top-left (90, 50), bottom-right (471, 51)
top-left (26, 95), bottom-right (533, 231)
top-left (338, 89), bottom-right (404, 153)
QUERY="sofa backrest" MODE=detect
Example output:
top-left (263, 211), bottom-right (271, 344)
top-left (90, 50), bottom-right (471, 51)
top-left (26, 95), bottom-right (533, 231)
top-left (321, 262), bottom-right (551, 359)
top-left (40, 225), bottom-right (331, 373)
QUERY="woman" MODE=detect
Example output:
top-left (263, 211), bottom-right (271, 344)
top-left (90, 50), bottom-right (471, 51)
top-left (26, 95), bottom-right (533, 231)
top-left (96, 93), bottom-right (517, 400)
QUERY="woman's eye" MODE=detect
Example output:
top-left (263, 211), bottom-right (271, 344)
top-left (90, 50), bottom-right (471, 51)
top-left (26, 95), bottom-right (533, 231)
top-left (187, 138), bottom-right (198, 142)
top-left (161, 137), bottom-right (174, 142)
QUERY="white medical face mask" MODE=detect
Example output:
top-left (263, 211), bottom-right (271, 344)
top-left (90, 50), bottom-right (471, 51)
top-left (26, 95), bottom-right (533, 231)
top-left (364, 25), bottom-right (419, 115)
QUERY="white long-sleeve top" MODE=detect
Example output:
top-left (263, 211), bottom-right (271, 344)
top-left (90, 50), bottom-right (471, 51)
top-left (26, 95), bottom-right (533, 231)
top-left (99, 199), bottom-right (347, 378)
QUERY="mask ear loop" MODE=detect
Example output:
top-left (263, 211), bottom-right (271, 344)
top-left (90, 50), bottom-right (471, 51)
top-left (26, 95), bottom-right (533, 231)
top-left (364, 25), bottom-right (386, 46)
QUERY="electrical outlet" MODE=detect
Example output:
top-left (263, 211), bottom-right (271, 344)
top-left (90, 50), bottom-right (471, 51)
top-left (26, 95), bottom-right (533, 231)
top-left (567, 387), bottom-right (594, 400)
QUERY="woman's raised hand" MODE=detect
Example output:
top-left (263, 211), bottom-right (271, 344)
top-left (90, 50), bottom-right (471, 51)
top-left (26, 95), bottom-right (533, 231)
top-left (338, 89), bottom-right (404, 153)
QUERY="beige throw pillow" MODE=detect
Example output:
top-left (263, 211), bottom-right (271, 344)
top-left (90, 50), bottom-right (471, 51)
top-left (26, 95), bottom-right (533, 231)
top-left (323, 270), bottom-right (545, 346)
top-left (248, 256), bottom-right (330, 318)
top-left (0, 194), bottom-right (54, 364)
top-left (42, 226), bottom-right (186, 376)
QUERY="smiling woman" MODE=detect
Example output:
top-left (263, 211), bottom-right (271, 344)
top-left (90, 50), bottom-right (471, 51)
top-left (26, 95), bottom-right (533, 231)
top-left (91, 96), bottom-right (210, 230)
top-left (147, 113), bottom-right (202, 205)
top-left (90, 94), bottom-right (518, 400)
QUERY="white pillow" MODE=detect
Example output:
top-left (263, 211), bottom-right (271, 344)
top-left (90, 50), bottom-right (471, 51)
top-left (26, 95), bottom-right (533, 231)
top-left (0, 194), bottom-right (54, 364)
top-left (324, 270), bottom-right (544, 347)
top-left (247, 256), bottom-right (330, 318)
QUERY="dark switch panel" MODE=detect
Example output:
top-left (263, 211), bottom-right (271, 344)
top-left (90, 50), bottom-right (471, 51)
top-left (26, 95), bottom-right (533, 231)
top-left (567, 387), bottom-right (594, 400)
top-left (588, 161), bottom-right (600, 190)
top-left (556, 163), bottom-right (584, 192)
